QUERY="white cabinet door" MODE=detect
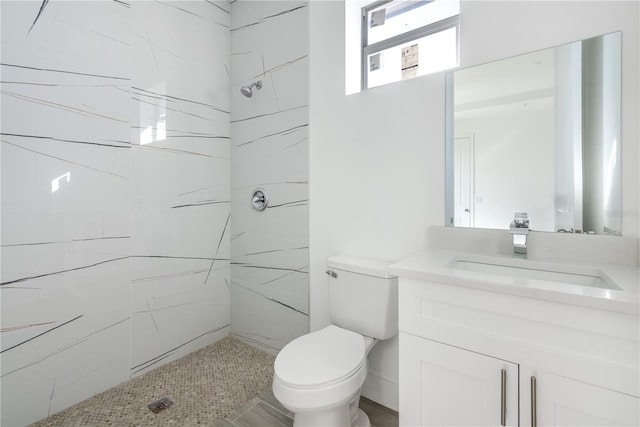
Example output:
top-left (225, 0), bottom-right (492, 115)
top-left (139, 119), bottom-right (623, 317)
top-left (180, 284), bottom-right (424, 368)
top-left (520, 368), bottom-right (640, 427)
top-left (400, 332), bottom-right (518, 427)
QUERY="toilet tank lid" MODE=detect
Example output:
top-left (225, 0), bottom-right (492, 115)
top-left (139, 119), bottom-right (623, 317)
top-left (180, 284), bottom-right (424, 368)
top-left (327, 255), bottom-right (396, 279)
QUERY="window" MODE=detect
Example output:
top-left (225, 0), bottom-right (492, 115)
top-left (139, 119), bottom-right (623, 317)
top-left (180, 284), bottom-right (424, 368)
top-left (362, 0), bottom-right (459, 90)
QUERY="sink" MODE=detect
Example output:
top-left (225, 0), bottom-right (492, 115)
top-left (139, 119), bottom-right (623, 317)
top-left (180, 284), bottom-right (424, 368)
top-left (448, 256), bottom-right (622, 290)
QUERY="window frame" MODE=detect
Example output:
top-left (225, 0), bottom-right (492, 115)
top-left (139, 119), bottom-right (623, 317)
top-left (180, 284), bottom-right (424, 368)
top-left (361, 0), bottom-right (460, 90)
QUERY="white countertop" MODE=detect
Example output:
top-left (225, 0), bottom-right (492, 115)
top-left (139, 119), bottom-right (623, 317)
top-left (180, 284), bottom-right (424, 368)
top-left (390, 248), bottom-right (640, 315)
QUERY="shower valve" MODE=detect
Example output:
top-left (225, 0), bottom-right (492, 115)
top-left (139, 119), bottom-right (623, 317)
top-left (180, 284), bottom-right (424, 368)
top-left (251, 188), bottom-right (269, 211)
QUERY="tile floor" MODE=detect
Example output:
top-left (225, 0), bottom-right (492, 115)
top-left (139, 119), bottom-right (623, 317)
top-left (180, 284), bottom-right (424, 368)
top-left (30, 336), bottom-right (275, 426)
top-left (216, 386), bottom-right (399, 427)
top-left (29, 335), bottom-right (399, 427)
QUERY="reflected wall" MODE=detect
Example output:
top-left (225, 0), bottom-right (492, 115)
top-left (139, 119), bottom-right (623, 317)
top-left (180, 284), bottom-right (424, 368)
top-left (447, 32), bottom-right (621, 234)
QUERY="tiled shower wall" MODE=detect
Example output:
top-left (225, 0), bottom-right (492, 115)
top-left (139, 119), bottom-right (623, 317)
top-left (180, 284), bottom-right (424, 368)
top-left (229, 1), bottom-right (309, 351)
top-left (0, 1), bottom-right (230, 425)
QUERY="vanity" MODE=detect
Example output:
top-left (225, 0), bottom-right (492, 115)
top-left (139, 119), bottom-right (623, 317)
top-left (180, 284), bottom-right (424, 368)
top-left (390, 228), bottom-right (639, 426)
top-left (390, 26), bottom-right (639, 425)
top-left (391, 28), bottom-right (639, 425)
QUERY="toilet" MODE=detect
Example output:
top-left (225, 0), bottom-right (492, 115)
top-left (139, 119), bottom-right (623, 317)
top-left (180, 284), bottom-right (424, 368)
top-left (272, 255), bottom-right (398, 427)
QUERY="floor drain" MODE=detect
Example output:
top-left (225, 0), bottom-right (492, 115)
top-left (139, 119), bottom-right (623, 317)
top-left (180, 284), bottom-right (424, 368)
top-left (148, 397), bottom-right (174, 414)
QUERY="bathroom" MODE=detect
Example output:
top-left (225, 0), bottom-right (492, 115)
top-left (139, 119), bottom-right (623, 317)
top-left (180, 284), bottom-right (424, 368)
top-left (1, 0), bottom-right (638, 426)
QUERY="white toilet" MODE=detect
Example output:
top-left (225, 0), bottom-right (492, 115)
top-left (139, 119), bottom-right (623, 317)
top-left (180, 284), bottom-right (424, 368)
top-left (272, 255), bottom-right (398, 427)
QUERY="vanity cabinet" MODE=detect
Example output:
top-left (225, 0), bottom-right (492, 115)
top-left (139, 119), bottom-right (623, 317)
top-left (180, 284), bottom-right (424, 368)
top-left (400, 333), bottom-right (518, 426)
top-left (520, 368), bottom-right (639, 427)
top-left (397, 277), bottom-right (639, 427)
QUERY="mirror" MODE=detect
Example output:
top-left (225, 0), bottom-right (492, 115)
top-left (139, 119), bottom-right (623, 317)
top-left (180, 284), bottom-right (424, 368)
top-left (445, 32), bottom-right (621, 235)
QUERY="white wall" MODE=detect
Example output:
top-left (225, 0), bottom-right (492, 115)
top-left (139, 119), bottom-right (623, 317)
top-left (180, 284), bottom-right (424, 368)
top-left (229, 0), bottom-right (310, 353)
top-left (1, 2), bottom-right (231, 425)
top-left (309, 0), bottom-right (639, 411)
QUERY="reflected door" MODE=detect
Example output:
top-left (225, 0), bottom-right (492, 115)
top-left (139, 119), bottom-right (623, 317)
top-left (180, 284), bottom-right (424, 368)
top-left (454, 135), bottom-right (474, 227)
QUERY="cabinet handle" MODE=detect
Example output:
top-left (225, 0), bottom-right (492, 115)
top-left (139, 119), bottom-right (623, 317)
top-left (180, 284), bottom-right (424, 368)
top-left (500, 369), bottom-right (506, 426)
top-left (531, 376), bottom-right (537, 427)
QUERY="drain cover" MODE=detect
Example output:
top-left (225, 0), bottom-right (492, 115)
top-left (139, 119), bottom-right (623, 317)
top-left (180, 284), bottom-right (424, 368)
top-left (148, 397), bottom-right (174, 413)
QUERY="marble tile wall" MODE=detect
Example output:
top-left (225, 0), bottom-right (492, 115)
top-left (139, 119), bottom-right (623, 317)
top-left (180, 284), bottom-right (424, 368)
top-left (229, 0), bottom-right (309, 352)
top-left (0, 1), bottom-right (230, 425)
top-left (129, 0), bottom-right (231, 378)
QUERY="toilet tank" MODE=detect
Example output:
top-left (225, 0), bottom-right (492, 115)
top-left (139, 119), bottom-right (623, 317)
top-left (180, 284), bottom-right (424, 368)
top-left (327, 255), bottom-right (398, 340)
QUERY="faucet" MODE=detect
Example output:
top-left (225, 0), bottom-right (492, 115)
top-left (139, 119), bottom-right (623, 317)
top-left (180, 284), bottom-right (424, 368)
top-left (509, 212), bottom-right (529, 258)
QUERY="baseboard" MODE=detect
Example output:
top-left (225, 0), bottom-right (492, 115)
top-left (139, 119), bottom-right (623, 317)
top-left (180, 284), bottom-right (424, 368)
top-left (361, 371), bottom-right (399, 412)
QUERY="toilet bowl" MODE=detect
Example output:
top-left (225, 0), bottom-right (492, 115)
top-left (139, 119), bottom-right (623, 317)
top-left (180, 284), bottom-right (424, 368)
top-left (273, 325), bottom-right (376, 427)
top-left (272, 256), bottom-right (398, 427)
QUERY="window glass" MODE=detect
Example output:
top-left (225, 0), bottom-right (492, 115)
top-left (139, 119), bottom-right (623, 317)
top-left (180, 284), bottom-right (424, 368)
top-left (366, 0), bottom-right (460, 45)
top-left (362, 0), bottom-right (459, 90)
top-left (367, 26), bottom-right (457, 88)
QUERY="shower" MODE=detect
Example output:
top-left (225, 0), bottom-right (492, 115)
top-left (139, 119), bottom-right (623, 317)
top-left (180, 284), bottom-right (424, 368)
top-left (240, 80), bottom-right (262, 97)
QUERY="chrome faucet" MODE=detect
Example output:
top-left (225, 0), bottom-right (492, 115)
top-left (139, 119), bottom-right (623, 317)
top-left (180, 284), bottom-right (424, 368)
top-left (509, 212), bottom-right (529, 258)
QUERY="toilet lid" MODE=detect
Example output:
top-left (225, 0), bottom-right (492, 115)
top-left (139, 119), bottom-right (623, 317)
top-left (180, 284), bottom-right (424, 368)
top-left (274, 325), bottom-right (366, 388)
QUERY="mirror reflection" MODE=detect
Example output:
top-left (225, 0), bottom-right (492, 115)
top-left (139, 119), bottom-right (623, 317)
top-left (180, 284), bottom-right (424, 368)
top-left (445, 32), bottom-right (621, 235)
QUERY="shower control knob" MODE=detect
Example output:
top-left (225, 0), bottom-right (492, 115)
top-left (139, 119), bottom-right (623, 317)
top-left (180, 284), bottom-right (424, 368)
top-left (251, 188), bottom-right (269, 211)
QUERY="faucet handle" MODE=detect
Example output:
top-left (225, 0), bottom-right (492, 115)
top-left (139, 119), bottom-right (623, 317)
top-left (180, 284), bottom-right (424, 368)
top-left (514, 212), bottom-right (528, 220)
top-left (512, 212), bottom-right (529, 228)
top-left (510, 212), bottom-right (529, 236)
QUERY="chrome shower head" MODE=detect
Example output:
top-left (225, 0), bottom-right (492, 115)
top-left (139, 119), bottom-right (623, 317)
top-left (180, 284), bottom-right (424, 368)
top-left (240, 80), bottom-right (262, 98)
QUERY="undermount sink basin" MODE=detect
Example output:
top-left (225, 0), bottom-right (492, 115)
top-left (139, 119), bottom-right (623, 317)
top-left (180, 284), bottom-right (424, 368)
top-left (448, 256), bottom-right (622, 290)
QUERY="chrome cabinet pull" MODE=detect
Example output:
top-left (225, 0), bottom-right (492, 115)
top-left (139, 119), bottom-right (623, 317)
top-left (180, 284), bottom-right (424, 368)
top-left (500, 369), bottom-right (506, 426)
top-left (531, 376), bottom-right (537, 427)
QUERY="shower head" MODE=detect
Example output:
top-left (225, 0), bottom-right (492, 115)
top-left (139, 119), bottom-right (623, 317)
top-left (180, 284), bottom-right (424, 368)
top-left (240, 81), bottom-right (262, 98)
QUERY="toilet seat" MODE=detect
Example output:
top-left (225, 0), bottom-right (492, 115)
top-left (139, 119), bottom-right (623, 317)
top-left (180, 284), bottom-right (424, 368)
top-left (273, 325), bottom-right (369, 412)
top-left (274, 325), bottom-right (366, 389)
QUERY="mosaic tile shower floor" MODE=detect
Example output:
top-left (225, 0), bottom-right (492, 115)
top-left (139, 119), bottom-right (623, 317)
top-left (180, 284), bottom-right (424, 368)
top-left (31, 336), bottom-right (275, 427)
top-left (30, 335), bottom-right (398, 427)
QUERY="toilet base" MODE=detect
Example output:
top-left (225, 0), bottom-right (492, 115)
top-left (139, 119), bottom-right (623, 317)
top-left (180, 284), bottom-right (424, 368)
top-left (292, 404), bottom-right (350, 427)
top-left (352, 408), bottom-right (371, 427)
top-left (292, 408), bottom-right (371, 427)
top-left (290, 395), bottom-right (371, 427)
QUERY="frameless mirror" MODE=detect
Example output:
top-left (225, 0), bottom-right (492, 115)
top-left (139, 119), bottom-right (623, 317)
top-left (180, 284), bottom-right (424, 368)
top-left (445, 32), bottom-right (621, 235)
